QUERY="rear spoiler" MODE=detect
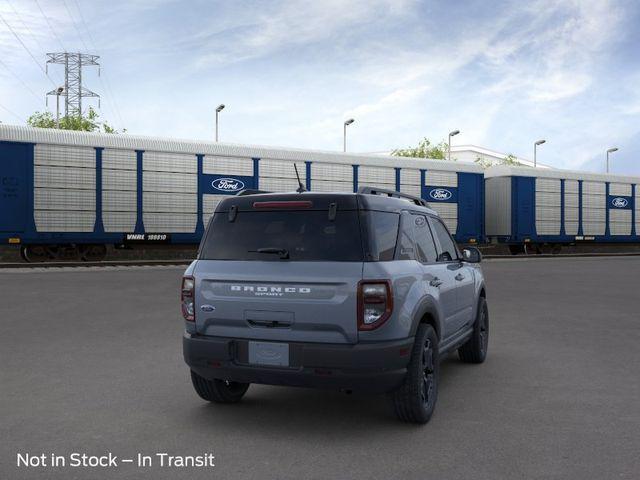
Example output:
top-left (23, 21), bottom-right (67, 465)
top-left (235, 189), bottom-right (271, 196)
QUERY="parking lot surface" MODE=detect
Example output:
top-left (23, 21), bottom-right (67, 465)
top-left (1, 257), bottom-right (639, 479)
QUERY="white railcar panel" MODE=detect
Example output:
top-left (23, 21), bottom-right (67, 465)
top-left (399, 184), bottom-right (421, 198)
top-left (400, 169), bottom-right (421, 186)
top-left (34, 210), bottom-right (95, 232)
top-left (609, 183), bottom-right (632, 196)
top-left (34, 165), bottom-right (95, 190)
top-left (564, 192), bottom-right (579, 208)
top-left (358, 166), bottom-right (395, 185)
top-left (428, 203), bottom-right (457, 234)
top-left (535, 191), bottom-right (561, 207)
top-left (309, 179), bottom-right (353, 193)
top-left (34, 144), bottom-right (95, 169)
top-left (143, 192), bottom-right (197, 213)
top-left (259, 159), bottom-right (307, 180)
top-left (143, 213), bottom-right (197, 233)
top-left (103, 212), bottom-right (137, 232)
top-left (103, 169), bottom-right (136, 192)
top-left (311, 162), bottom-right (353, 181)
top-left (565, 221), bottom-right (579, 236)
top-left (143, 151), bottom-right (196, 174)
top-left (425, 170), bottom-right (457, 187)
top-left (564, 206), bottom-right (579, 235)
top-left (103, 149), bottom-right (136, 170)
top-left (536, 221), bottom-right (561, 235)
top-left (564, 180), bottom-right (579, 193)
top-left (259, 177), bottom-right (306, 192)
top-left (609, 209), bottom-right (631, 235)
top-left (202, 194), bottom-right (228, 226)
top-left (536, 178), bottom-right (561, 193)
top-left (203, 156), bottom-right (254, 176)
top-left (582, 181), bottom-right (606, 195)
top-left (103, 191), bottom-right (136, 212)
top-left (143, 171), bottom-right (197, 193)
top-left (34, 188), bottom-right (95, 211)
top-left (582, 222), bottom-right (605, 235)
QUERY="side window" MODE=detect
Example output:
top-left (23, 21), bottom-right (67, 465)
top-left (396, 213), bottom-right (416, 260)
top-left (429, 217), bottom-right (458, 262)
top-left (412, 214), bottom-right (438, 263)
top-left (365, 211), bottom-right (399, 261)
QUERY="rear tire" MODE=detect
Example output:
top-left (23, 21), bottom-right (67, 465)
top-left (190, 370), bottom-right (249, 403)
top-left (458, 297), bottom-right (489, 364)
top-left (390, 324), bottom-right (439, 424)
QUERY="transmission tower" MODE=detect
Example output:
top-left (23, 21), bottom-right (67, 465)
top-left (46, 52), bottom-right (100, 117)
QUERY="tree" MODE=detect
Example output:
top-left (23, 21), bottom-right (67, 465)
top-left (474, 153), bottom-right (522, 169)
top-left (27, 107), bottom-right (123, 133)
top-left (392, 138), bottom-right (451, 160)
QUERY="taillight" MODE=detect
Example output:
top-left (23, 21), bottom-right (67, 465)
top-left (181, 276), bottom-right (195, 322)
top-left (357, 280), bottom-right (393, 331)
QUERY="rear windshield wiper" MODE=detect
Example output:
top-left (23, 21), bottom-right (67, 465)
top-left (248, 247), bottom-right (290, 260)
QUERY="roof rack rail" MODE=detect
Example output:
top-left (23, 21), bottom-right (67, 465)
top-left (357, 186), bottom-right (428, 207)
top-left (236, 189), bottom-right (271, 196)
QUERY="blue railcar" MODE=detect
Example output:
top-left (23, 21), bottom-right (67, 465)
top-left (485, 165), bottom-right (640, 254)
top-left (0, 125), bottom-right (485, 261)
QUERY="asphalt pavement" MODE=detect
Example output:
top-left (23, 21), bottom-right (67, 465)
top-left (1, 257), bottom-right (639, 479)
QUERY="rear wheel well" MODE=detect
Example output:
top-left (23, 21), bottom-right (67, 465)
top-left (479, 288), bottom-right (486, 299)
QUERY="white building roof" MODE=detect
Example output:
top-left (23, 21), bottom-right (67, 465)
top-left (451, 144), bottom-right (551, 168)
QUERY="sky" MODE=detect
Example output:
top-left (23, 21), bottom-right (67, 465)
top-left (1, 0), bottom-right (639, 174)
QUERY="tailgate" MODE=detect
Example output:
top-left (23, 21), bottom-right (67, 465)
top-left (194, 260), bottom-right (363, 344)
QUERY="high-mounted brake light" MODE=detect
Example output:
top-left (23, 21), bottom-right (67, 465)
top-left (252, 201), bottom-right (313, 209)
top-left (357, 280), bottom-right (393, 331)
top-left (181, 276), bottom-right (195, 322)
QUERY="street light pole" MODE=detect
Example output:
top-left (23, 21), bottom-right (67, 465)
top-left (55, 86), bottom-right (64, 128)
top-left (343, 118), bottom-right (354, 152)
top-left (534, 139), bottom-right (546, 167)
top-left (448, 130), bottom-right (460, 161)
top-left (606, 147), bottom-right (618, 173)
top-left (215, 104), bottom-right (225, 142)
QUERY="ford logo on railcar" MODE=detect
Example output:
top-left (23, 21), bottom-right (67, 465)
top-left (612, 197), bottom-right (628, 208)
top-left (212, 178), bottom-right (244, 192)
top-left (429, 188), bottom-right (452, 201)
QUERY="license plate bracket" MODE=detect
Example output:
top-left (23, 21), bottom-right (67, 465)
top-left (248, 341), bottom-right (290, 367)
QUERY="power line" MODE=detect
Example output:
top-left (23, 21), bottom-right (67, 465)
top-left (4, 0), bottom-right (64, 85)
top-left (69, 0), bottom-right (126, 127)
top-left (0, 57), bottom-right (44, 103)
top-left (34, 0), bottom-right (66, 53)
top-left (62, 0), bottom-right (90, 52)
top-left (0, 10), bottom-right (57, 87)
top-left (0, 102), bottom-right (25, 122)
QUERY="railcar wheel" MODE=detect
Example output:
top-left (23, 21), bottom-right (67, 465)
top-left (79, 244), bottom-right (107, 262)
top-left (552, 244), bottom-right (562, 255)
top-left (21, 245), bottom-right (49, 263)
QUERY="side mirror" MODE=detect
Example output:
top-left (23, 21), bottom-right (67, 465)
top-left (462, 247), bottom-right (482, 263)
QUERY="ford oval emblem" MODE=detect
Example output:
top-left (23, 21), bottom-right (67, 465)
top-left (611, 197), bottom-right (628, 208)
top-left (429, 188), bottom-right (452, 201)
top-left (212, 178), bottom-right (245, 192)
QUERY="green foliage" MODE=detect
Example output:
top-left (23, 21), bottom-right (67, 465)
top-left (474, 153), bottom-right (522, 169)
top-left (27, 107), bottom-right (123, 133)
top-left (391, 138), bottom-right (451, 160)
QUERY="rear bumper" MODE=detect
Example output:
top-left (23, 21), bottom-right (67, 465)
top-left (183, 333), bottom-right (413, 393)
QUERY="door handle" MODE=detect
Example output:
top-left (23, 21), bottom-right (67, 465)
top-left (455, 273), bottom-right (465, 281)
top-left (430, 278), bottom-right (443, 287)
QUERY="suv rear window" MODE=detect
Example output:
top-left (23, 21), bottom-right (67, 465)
top-left (200, 210), bottom-right (364, 261)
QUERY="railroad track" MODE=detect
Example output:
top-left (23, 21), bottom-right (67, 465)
top-left (0, 259), bottom-right (193, 269)
top-left (2, 251), bottom-right (640, 268)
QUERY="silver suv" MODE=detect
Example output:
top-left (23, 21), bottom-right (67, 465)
top-left (182, 188), bottom-right (488, 423)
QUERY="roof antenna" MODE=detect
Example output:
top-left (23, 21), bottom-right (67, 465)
top-left (294, 163), bottom-right (306, 193)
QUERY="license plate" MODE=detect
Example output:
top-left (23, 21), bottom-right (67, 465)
top-left (248, 341), bottom-right (289, 367)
